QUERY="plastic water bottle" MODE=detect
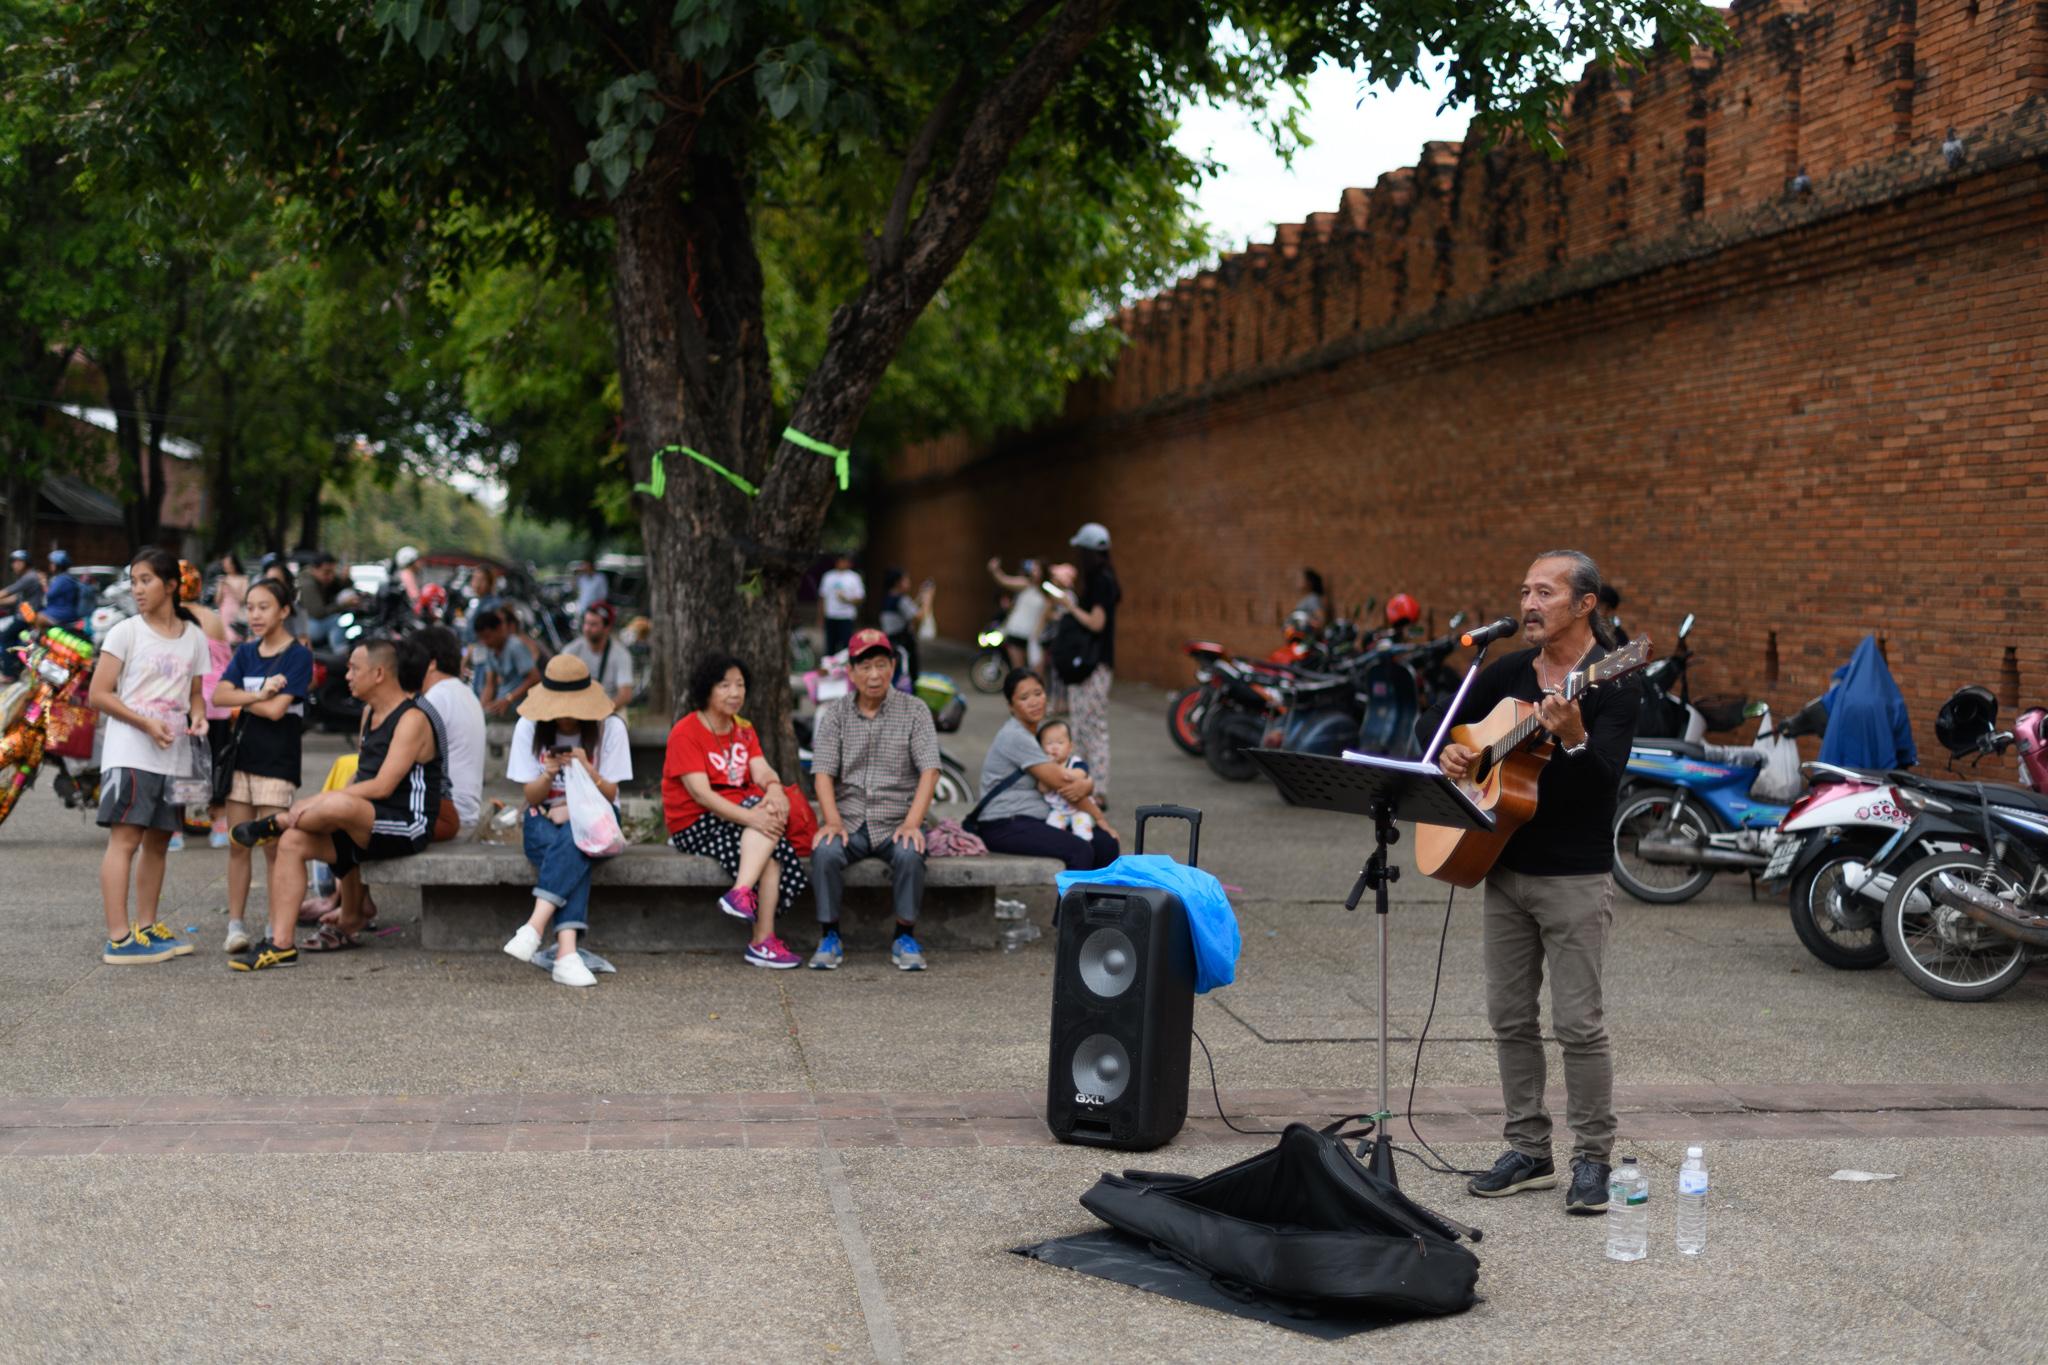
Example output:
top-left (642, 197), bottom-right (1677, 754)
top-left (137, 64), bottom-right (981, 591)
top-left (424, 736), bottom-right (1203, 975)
top-left (1000, 921), bottom-right (1041, 951)
top-left (1605, 1156), bottom-right (1649, 1262)
top-left (993, 897), bottom-right (1029, 922)
top-left (1676, 1147), bottom-right (1709, 1256)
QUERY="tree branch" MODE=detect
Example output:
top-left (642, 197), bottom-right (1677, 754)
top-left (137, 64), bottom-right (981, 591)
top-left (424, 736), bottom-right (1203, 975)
top-left (755, 0), bottom-right (1121, 535)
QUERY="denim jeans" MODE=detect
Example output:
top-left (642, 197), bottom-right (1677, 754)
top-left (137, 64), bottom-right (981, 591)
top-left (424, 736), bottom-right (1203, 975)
top-left (523, 812), bottom-right (593, 935)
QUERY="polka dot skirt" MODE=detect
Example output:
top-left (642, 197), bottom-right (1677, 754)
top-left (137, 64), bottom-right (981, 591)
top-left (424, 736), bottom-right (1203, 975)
top-left (669, 796), bottom-right (810, 900)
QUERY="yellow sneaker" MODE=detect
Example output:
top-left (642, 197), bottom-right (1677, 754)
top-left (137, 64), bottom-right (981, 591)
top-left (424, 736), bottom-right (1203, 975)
top-left (137, 922), bottom-right (194, 958)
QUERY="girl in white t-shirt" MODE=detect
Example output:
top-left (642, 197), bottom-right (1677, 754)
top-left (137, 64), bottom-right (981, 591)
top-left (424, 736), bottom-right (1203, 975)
top-left (87, 547), bottom-right (212, 965)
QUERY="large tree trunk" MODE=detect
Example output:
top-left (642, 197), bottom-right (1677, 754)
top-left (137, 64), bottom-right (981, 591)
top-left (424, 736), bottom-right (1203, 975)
top-left (103, 349), bottom-right (158, 547)
top-left (208, 370), bottom-right (239, 554)
top-left (1, 470), bottom-right (36, 559)
top-left (615, 147), bottom-right (788, 762)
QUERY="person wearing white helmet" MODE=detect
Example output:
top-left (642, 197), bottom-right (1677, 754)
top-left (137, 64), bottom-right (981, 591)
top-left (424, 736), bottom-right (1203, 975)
top-left (393, 545), bottom-right (421, 608)
top-left (1046, 521), bottom-right (1120, 802)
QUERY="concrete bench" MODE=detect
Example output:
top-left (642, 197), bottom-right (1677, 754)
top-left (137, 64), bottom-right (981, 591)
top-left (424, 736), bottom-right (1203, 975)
top-left (362, 843), bottom-right (1062, 952)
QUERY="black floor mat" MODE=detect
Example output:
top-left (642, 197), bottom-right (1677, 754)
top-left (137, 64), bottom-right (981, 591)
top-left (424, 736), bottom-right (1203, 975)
top-left (1012, 1229), bottom-right (1397, 1341)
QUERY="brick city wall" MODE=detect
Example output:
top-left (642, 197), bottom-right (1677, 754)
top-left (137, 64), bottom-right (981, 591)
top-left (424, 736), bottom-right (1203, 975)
top-left (871, 0), bottom-right (2048, 755)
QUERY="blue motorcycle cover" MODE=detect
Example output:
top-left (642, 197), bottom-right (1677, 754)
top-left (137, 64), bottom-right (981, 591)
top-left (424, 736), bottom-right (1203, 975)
top-left (1818, 634), bottom-right (1917, 771)
top-left (1057, 854), bottom-right (1240, 993)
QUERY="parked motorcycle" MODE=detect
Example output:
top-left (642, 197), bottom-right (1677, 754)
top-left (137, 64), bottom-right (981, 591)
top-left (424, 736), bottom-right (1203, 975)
top-left (1876, 689), bottom-right (2048, 1001)
top-left (971, 622), bottom-right (1012, 694)
top-left (1611, 693), bottom-right (1829, 903)
top-left (1634, 614), bottom-right (1750, 742)
top-left (1769, 760), bottom-right (1943, 968)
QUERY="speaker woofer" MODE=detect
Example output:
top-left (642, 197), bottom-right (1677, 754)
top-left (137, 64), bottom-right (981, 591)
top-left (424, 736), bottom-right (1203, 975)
top-left (1070, 1033), bottom-right (1131, 1103)
top-left (1077, 926), bottom-right (1137, 998)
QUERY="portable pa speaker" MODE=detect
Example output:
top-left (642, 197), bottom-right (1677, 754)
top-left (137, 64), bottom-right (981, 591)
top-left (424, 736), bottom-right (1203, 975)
top-left (1045, 807), bottom-right (1201, 1151)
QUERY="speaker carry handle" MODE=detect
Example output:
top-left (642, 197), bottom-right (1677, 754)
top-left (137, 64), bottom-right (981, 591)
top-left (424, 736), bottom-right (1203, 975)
top-left (1133, 805), bottom-right (1201, 867)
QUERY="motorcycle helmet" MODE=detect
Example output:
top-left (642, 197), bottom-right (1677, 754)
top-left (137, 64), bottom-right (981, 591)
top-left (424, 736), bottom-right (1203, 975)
top-left (1283, 607), bottom-right (1314, 641)
top-left (48, 549), bottom-right (69, 569)
top-left (417, 582), bottom-right (449, 619)
top-left (1385, 592), bottom-right (1420, 627)
top-left (395, 545), bottom-right (420, 568)
top-left (1934, 685), bottom-right (1998, 757)
top-left (177, 559), bottom-right (204, 603)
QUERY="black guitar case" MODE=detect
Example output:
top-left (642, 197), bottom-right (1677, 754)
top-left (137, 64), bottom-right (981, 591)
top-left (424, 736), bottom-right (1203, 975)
top-left (1075, 1121), bottom-right (1482, 1319)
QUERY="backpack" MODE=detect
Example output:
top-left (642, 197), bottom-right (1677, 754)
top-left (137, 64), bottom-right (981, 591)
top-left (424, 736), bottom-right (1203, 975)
top-left (1048, 613), bottom-right (1104, 684)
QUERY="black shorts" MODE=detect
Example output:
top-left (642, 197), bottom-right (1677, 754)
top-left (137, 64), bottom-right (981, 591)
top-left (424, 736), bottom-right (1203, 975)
top-left (328, 827), bottom-right (429, 880)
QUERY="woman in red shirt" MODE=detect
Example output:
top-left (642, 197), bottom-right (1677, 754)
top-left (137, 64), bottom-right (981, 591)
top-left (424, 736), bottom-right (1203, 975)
top-left (664, 653), bottom-right (814, 969)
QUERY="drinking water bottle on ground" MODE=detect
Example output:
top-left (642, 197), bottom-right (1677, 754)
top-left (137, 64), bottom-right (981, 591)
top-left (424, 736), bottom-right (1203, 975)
top-left (1605, 1156), bottom-right (1649, 1262)
top-left (1676, 1146), bottom-right (1708, 1256)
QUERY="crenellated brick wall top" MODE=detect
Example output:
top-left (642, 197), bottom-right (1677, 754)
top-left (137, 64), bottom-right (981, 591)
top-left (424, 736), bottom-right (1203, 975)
top-left (891, 0), bottom-right (2048, 483)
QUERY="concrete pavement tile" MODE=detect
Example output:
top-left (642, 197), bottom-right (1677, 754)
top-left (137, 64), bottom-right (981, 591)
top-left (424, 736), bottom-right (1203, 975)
top-left (823, 1118), bottom-right (901, 1149)
top-left (974, 1119), bottom-right (1054, 1147)
top-left (516, 1093), bottom-right (596, 1122)
top-left (1993, 1113), bottom-right (2048, 1134)
top-left (97, 1125), bottom-right (197, 1154)
top-left (423, 1123), bottom-right (509, 1152)
top-left (589, 1093), bottom-right (669, 1119)
top-left (959, 1090), bottom-right (1037, 1118)
top-left (54, 1096), bottom-right (144, 1122)
top-left (895, 1125), bottom-right (980, 1148)
top-left (14, 1131), bottom-right (105, 1155)
top-left (262, 1125), bottom-right (353, 1153)
top-left (740, 1122), bottom-right (817, 1148)
top-left (506, 1122), bottom-right (590, 1152)
top-left (586, 1121), bottom-right (670, 1151)
top-left (665, 1121), bottom-right (745, 1149)
top-left (343, 1125), bottom-right (433, 1154)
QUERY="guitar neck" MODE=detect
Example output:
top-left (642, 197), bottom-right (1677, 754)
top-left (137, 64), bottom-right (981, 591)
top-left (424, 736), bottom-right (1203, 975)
top-left (1498, 671), bottom-right (1585, 755)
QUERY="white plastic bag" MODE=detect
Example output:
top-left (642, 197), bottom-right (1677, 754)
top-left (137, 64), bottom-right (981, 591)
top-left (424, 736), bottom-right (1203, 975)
top-left (1749, 732), bottom-right (1805, 804)
top-left (564, 760), bottom-right (626, 857)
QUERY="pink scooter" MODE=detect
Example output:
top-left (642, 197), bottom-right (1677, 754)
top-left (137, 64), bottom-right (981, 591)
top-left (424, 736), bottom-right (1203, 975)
top-left (1771, 761), bottom-right (1932, 970)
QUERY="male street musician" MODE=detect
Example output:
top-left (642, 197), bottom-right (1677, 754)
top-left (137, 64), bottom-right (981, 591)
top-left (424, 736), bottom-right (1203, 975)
top-left (1419, 550), bottom-right (1639, 1215)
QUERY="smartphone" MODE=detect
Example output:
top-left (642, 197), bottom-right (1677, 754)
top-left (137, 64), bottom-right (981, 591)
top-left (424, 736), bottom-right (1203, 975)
top-left (1040, 582), bottom-right (1068, 601)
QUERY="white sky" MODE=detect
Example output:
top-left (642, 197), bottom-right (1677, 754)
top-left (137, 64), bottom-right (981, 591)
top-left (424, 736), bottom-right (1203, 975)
top-left (1175, 61), bottom-right (1475, 254)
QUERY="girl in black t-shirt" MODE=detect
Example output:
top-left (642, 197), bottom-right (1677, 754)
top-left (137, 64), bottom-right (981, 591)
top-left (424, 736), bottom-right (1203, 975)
top-left (209, 580), bottom-right (315, 955)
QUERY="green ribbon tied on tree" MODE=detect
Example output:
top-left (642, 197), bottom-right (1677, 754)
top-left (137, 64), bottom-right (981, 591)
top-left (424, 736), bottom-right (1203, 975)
top-left (631, 429), bottom-right (844, 499)
top-left (635, 445), bottom-right (758, 499)
top-left (782, 426), bottom-right (850, 490)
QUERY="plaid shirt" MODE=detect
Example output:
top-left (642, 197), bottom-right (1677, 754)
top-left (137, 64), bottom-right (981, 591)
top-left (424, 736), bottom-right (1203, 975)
top-left (810, 685), bottom-right (941, 834)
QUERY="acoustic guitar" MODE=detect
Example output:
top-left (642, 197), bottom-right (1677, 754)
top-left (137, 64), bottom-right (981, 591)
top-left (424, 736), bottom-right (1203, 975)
top-left (1413, 639), bottom-right (1653, 887)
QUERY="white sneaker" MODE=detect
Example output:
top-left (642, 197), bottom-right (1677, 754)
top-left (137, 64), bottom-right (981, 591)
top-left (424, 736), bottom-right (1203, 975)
top-left (224, 922), bottom-right (252, 955)
top-left (503, 925), bottom-right (543, 963)
top-left (551, 954), bottom-right (597, 987)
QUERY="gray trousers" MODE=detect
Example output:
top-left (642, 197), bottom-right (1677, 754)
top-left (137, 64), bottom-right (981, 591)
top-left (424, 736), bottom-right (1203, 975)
top-left (1482, 867), bottom-right (1617, 1164)
top-left (810, 824), bottom-right (926, 926)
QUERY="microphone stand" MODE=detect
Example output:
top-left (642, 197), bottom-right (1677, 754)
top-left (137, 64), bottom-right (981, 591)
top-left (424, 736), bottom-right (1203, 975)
top-left (1340, 633), bottom-right (1497, 1183)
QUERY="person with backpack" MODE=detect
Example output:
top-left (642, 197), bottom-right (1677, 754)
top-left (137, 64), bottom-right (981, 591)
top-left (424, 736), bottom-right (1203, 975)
top-left (1045, 522), bottom-right (1120, 802)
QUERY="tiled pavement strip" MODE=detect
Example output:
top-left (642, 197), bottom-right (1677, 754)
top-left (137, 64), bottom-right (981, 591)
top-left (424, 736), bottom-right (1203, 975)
top-left (3, 1083), bottom-right (2041, 1156)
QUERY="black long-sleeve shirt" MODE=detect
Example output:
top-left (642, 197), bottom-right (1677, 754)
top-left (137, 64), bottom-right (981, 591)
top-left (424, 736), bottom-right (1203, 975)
top-left (1416, 645), bottom-right (1638, 877)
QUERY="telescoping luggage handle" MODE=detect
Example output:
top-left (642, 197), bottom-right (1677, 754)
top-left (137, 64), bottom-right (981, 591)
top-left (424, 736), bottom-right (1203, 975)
top-left (1134, 805), bottom-right (1201, 868)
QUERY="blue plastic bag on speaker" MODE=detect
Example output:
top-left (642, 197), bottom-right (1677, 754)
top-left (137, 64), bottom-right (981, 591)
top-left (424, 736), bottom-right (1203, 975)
top-left (1057, 855), bottom-right (1240, 993)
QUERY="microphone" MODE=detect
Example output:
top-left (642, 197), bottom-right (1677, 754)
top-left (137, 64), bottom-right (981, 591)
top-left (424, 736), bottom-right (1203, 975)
top-left (1460, 616), bottom-right (1521, 649)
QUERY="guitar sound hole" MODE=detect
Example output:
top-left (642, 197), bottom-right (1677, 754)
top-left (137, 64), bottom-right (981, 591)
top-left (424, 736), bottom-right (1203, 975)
top-left (1471, 751), bottom-right (1494, 786)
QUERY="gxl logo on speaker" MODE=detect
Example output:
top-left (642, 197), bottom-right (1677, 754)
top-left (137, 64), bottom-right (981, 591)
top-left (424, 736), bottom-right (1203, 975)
top-left (1074, 1091), bottom-right (1107, 1106)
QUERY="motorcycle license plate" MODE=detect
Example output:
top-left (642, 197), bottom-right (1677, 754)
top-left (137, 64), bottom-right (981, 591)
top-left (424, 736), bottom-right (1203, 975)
top-left (1763, 838), bottom-right (1799, 881)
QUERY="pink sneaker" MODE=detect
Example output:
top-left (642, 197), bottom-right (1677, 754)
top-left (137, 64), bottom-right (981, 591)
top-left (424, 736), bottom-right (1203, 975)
top-left (744, 935), bottom-right (800, 969)
top-left (719, 886), bottom-right (759, 922)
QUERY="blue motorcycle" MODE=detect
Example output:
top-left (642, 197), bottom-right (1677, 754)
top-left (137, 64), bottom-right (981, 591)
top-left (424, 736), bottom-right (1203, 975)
top-left (1611, 697), bottom-right (1828, 904)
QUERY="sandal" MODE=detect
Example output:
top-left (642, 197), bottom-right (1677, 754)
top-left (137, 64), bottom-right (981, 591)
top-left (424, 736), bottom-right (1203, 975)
top-left (318, 895), bottom-right (377, 929)
top-left (299, 926), bottom-right (362, 952)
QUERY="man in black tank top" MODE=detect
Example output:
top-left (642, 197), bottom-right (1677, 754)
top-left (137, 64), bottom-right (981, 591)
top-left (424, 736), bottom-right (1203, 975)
top-left (1415, 552), bottom-right (1638, 1217)
top-left (229, 637), bottom-right (441, 970)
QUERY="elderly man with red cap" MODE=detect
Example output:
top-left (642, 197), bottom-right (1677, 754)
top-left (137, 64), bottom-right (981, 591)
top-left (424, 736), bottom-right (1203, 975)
top-left (807, 628), bottom-right (941, 972)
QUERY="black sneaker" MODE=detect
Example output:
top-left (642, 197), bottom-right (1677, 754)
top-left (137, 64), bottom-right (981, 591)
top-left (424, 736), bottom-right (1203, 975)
top-left (229, 938), bottom-right (299, 972)
top-left (1566, 1159), bottom-right (1611, 1215)
top-left (1466, 1149), bottom-right (1558, 1199)
top-left (231, 815), bottom-right (285, 849)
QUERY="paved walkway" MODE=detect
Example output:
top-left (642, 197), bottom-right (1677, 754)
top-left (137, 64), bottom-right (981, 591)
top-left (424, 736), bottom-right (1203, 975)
top-left (3, 645), bottom-right (2044, 1362)
top-left (5, 1083), bottom-right (2044, 1155)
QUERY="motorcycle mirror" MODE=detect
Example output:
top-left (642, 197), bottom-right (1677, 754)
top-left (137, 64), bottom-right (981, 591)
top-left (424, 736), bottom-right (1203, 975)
top-left (1678, 613), bottom-right (1695, 641)
top-left (1446, 611), bottom-right (1468, 632)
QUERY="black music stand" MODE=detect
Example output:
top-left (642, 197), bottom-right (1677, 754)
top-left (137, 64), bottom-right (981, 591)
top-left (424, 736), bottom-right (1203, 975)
top-left (1244, 747), bottom-right (1493, 1189)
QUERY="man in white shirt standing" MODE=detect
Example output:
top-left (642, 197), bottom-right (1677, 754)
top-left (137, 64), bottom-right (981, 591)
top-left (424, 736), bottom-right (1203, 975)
top-left (571, 560), bottom-right (609, 617)
top-left (818, 552), bottom-right (865, 657)
top-left (562, 603), bottom-right (635, 710)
